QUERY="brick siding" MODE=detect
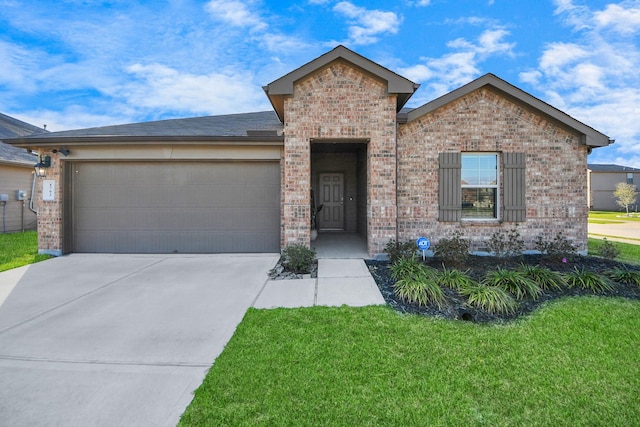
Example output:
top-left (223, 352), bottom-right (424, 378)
top-left (397, 87), bottom-right (589, 253)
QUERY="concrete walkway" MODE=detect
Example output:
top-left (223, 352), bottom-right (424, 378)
top-left (253, 258), bottom-right (385, 308)
top-left (588, 221), bottom-right (640, 245)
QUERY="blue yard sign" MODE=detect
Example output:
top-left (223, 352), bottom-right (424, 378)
top-left (416, 237), bottom-right (430, 251)
top-left (416, 237), bottom-right (430, 260)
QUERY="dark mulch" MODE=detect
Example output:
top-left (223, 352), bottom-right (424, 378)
top-left (366, 254), bottom-right (640, 323)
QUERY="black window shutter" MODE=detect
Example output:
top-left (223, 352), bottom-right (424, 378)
top-left (503, 152), bottom-right (526, 222)
top-left (438, 152), bottom-right (461, 222)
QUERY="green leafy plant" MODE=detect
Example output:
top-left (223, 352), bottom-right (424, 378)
top-left (391, 257), bottom-right (444, 307)
top-left (437, 266), bottom-right (478, 292)
top-left (565, 267), bottom-right (613, 293)
top-left (483, 268), bottom-right (542, 300)
top-left (607, 267), bottom-right (640, 286)
top-left (281, 244), bottom-right (316, 274)
top-left (434, 231), bottom-right (469, 266)
top-left (518, 264), bottom-right (565, 290)
top-left (460, 284), bottom-right (517, 314)
top-left (384, 240), bottom-right (417, 263)
top-left (598, 238), bottom-right (620, 260)
top-left (487, 226), bottom-right (524, 258)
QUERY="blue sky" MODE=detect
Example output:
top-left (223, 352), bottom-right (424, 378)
top-left (1, 0), bottom-right (639, 167)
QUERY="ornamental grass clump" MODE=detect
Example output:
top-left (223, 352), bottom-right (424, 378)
top-left (391, 257), bottom-right (444, 308)
top-left (437, 266), bottom-right (477, 292)
top-left (565, 267), bottom-right (613, 293)
top-left (460, 284), bottom-right (517, 315)
top-left (483, 268), bottom-right (542, 300)
top-left (607, 267), bottom-right (640, 286)
top-left (518, 264), bottom-right (565, 291)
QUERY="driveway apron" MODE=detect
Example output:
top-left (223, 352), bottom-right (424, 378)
top-left (0, 253), bottom-right (278, 427)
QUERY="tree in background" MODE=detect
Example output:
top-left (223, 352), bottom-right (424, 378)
top-left (613, 182), bottom-right (638, 216)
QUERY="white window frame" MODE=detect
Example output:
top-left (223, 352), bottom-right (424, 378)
top-left (461, 152), bottom-right (500, 221)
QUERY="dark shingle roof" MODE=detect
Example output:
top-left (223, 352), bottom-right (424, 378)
top-left (588, 164), bottom-right (640, 173)
top-left (15, 111), bottom-right (283, 140)
top-left (0, 113), bottom-right (46, 164)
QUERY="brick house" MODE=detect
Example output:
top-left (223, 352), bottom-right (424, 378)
top-left (6, 46), bottom-right (611, 257)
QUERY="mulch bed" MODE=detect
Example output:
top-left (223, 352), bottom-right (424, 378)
top-left (366, 254), bottom-right (640, 323)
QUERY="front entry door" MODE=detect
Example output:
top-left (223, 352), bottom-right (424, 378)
top-left (318, 173), bottom-right (344, 230)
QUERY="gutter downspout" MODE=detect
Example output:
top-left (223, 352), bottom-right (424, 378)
top-left (29, 171), bottom-right (37, 215)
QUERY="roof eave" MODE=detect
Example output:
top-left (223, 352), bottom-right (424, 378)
top-left (406, 73), bottom-right (612, 148)
top-left (5, 135), bottom-right (285, 149)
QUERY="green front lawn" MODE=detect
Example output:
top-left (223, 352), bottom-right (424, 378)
top-left (0, 231), bottom-right (51, 272)
top-left (589, 210), bottom-right (640, 222)
top-left (180, 301), bottom-right (640, 426)
top-left (588, 238), bottom-right (640, 266)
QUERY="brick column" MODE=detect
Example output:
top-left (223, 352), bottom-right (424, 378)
top-left (282, 135), bottom-right (311, 247)
top-left (36, 151), bottom-right (64, 256)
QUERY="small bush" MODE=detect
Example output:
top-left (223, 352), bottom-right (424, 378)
top-left (565, 267), bottom-right (613, 293)
top-left (535, 232), bottom-right (576, 260)
top-left (437, 266), bottom-right (477, 292)
top-left (483, 268), bottom-right (542, 300)
top-left (461, 285), bottom-right (517, 314)
top-left (487, 227), bottom-right (524, 258)
top-left (434, 231), bottom-right (469, 266)
top-left (281, 244), bottom-right (316, 274)
top-left (391, 257), bottom-right (444, 307)
top-left (598, 238), bottom-right (620, 260)
top-left (607, 267), bottom-right (640, 286)
top-left (384, 240), bottom-right (417, 263)
top-left (518, 264), bottom-right (565, 290)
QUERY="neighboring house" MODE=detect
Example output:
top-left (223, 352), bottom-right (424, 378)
top-left (588, 164), bottom-right (640, 211)
top-left (0, 113), bottom-right (45, 233)
top-left (6, 46), bottom-right (611, 257)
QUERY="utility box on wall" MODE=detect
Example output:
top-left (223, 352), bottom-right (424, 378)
top-left (0, 194), bottom-right (8, 202)
top-left (17, 190), bottom-right (27, 201)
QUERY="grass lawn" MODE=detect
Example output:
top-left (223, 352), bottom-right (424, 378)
top-left (0, 231), bottom-right (51, 272)
top-left (180, 300), bottom-right (640, 426)
top-left (589, 210), bottom-right (640, 223)
top-left (588, 238), bottom-right (640, 266)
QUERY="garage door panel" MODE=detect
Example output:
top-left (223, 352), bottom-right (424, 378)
top-left (73, 162), bottom-right (280, 253)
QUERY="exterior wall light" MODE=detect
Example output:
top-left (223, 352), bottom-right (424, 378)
top-left (34, 155), bottom-right (51, 178)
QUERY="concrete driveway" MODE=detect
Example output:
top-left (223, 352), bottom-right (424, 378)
top-left (0, 253), bottom-right (279, 427)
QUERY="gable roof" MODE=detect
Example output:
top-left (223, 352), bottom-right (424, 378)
top-left (263, 45), bottom-right (420, 122)
top-left (588, 164), bottom-right (640, 173)
top-left (406, 73), bottom-right (612, 148)
top-left (6, 111), bottom-right (283, 147)
top-left (0, 113), bottom-right (45, 165)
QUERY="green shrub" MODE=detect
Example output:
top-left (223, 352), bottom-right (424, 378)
top-left (518, 264), bottom-right (565, 290)
top-left (598, 238), bottom-right (620, 260)
top-left (483, 268), bottom-right (542, 300)
top-left (391, 257), bottom-right (444, 307)
top-left (461, 285), bottom-right (517, 314)
top-left (437, 266), bottom-right (477, 292)
top-left (281, 244), bottom-right (316, 274)
top-left (384, 240), bottom-right (417, 263)
top-left (535, 232), bottom-right (576, 260)
top-left (434, 231), bottom-right (469, 266)
top-left (607, 267), bottom-right (640, 286)
top-left (487, 227), bottom-right (524, 258)
top-left (565, 267), bottom-right (613, 293)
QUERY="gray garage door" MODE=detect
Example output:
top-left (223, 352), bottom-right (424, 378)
top-left (72, 162), bottom-right (280, 253)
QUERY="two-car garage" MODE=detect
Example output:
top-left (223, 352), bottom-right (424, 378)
top-left (69, 161), bottom-right (281, 253)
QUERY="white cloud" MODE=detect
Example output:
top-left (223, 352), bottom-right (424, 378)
top-left (333, 2), bottom-right (402, 45)
top-left (122, 63), bottom-right (269, 116)
top-left (594, 3), bottom-right (640, 35)
top-left (400, 28), bottom-right (514, 102)
top-left (205, 0), bottom-right (267, 32)
top-left (528, 1), bottom-right (640, 168)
